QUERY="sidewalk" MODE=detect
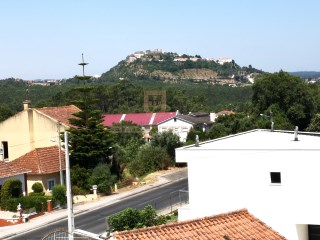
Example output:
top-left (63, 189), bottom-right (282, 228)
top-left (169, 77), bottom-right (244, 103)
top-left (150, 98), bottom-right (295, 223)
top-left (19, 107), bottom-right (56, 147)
top-left (0, 167), bottom-right (187, 239)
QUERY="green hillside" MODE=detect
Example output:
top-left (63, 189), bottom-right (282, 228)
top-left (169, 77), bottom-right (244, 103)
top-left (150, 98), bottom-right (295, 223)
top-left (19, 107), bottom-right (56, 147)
top-left (99, 51), bottom-right (263, 86)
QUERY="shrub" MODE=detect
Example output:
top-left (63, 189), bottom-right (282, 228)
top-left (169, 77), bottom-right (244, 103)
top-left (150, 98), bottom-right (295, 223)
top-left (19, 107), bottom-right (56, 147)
top-left (71, 165), bottom-right (91, 191)
top-left (108, 205), bottom-right (167, 231)
top-left (52, 184), bottom-right (66, 206)
top-left (72, 186), bottom-right (88, 195)
top-left (4, 195), bottom-right (51, 212)
top-left (129, 145), bottom-right (172, 177)
top-left (29, 182), bottom-right (45, 196)
top-left (32, 182), bottom-right (44, 193)
top-left (88, 163), bottom-right (117, 194)
top-left (0, 179), bottom-right (23, 210)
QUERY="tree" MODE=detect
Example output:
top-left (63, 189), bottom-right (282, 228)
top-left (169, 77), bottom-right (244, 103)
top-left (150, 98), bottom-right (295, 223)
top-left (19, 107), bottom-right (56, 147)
top-left (0, 104), bottom-right (14, 122)
top-left (52, 184), bottom-right (66, 206)
top-left (68, 56), bottom-right (114, 169)
top-left (150, 131), bottom-right (182, 159)
top-left (111, 121), bottom-right (144, 147)
top-left (306, 114), bottom-right (320, 132)
top-left (71, 165), bottom-right (92, 191)
top-left (252, 71), bottom-right (315, 130)
top-left (109, 140), bottom-right (144, 178)
top-left (129, 145), bottom-right (172, 177)
top-left (108, 205), bottom-right (166, 231)
top-left (208, 123), bottom-right (230, 139)
top-left (88, 163), bottom-right (116, 194)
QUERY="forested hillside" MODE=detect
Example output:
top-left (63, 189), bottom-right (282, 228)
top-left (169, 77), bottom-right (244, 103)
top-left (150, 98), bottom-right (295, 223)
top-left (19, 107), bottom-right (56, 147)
top-left (0, 77), bottom-right (253, 122)
top-left (2, 52), bottom-right (320, 134)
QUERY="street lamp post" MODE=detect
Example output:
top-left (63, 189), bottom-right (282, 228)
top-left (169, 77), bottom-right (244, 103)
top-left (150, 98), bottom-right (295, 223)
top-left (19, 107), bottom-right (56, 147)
top-left (260, 110), bottom-right (274, 132)
top-left (64, 131), bottom-right (74, 239)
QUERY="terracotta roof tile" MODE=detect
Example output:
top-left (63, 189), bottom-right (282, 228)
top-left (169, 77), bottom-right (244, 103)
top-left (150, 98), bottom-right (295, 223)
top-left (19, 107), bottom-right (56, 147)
top-left (11, 146), bottom-right (66, 175)
top-left (34, 105), bottom-right (80, 127)
top-left (216, 110), bottom-right (236, 117)
top-left (0, 161), bottom-right (31, 178)
top-left (112, 209), bottom-right (287, 240)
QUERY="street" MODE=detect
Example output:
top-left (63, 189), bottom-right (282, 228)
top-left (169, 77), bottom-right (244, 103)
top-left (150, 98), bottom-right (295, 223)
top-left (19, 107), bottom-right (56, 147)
top-left (6, 178), bottom-right (188, 240)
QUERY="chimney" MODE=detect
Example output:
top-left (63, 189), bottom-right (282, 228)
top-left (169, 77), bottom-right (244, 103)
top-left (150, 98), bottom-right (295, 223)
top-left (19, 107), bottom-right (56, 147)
top-left (210, 112), bottom-right (216, 122)
top-left (23, 100), bottom-right (31, 110)
top-left (294, 126), bottom-right (299, 141)
top-left (195, 135), bottom-right (199, 147)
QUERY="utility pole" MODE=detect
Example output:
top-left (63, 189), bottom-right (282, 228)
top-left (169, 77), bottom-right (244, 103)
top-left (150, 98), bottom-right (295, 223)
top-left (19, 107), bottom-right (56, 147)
top-left (65, 131), bottom-right (74, 239)
top-left (57, 121), bottom-right (64, 185)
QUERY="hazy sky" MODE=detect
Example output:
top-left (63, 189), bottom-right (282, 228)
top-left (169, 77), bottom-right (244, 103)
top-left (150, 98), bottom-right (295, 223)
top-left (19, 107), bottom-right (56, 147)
top-left (1, 1), bottom-right (319, 80)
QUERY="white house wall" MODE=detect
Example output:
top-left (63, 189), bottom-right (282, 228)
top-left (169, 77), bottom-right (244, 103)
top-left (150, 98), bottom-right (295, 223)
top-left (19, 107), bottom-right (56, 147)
top-left (176, 130), bottom-right (320, 240)
top-left (158, 119), bottom-right (192, 142)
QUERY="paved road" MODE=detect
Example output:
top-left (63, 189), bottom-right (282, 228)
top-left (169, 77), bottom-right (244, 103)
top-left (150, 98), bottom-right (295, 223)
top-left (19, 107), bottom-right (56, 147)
top-left (3, 170), bottom-right (188, 240)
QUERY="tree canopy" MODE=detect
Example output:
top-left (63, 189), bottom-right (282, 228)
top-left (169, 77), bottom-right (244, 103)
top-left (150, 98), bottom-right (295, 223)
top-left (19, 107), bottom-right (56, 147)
top-left (108, 205), bottom-right (166, 231)
top-left (252, 71), bottom-right (315, 130)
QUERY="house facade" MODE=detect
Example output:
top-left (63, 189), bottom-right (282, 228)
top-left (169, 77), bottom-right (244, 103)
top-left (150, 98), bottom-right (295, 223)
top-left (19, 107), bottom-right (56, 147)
top-left (103, 112), bottom-right (177, 140)
top-left (0, 161), bottom-right (30, 196)
top-left (0, 102), bottom-right (79, 162)
top-left (12, 146), bottom-right (66, 194)
top-left (158, 112), bottom-right (214, 142)
top-left (175, 129), bottom-right (320, 240)
top-left (0, 102), bottom-right (79, 194)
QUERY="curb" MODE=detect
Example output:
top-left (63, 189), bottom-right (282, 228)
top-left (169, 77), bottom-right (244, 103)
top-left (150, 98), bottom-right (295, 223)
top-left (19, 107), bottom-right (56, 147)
top-left (0, 168), bottom-right (188, 239)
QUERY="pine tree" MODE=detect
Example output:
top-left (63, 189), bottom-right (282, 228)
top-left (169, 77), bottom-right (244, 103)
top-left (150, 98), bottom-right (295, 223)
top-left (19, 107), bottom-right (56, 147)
top-left (68, 54), bottom-right (114, 169)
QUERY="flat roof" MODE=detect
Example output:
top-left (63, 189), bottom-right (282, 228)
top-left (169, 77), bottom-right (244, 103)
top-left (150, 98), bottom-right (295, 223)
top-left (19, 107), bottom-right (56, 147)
top-left (177, 129), bottom-right (320, 151)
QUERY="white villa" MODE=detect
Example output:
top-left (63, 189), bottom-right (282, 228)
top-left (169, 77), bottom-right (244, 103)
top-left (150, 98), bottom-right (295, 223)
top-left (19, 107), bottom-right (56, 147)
top-left (176, 129), bottom-right (320, 240)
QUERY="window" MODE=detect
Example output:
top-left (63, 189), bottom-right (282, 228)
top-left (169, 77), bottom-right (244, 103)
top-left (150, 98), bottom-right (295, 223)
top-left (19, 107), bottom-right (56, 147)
top-left (1, 141), bottom-right (9, 160)
top-left (270, 172), bottom-right (281, 184)
top-left (47, 179), bottom-right (55, 191)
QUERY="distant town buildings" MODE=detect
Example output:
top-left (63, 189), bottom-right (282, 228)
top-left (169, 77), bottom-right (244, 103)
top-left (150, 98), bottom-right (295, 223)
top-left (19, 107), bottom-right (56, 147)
top-left (126, 49), bottom-right (233, 65)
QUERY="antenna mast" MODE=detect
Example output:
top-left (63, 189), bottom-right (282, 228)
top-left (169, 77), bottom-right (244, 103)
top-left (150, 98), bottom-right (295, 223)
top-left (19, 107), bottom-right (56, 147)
top-left (78, 53), bottom-right (88, 77)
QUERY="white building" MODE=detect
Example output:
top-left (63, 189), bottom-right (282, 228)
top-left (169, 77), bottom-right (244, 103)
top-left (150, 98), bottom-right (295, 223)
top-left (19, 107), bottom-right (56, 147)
top-left (176, 129), bottom-right (320, 240)
top-left (158, 112), bottom-right (214, 142)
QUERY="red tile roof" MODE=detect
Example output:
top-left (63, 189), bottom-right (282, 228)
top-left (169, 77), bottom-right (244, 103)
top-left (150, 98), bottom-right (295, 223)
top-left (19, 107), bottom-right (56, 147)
top-left (152, 112), bottom-right (177, 124)
top-left (103, 112), bottom-right (176, 127)
top-left (216, 110), bottom-right (236, 117)
top-left (34, 105), bottom-right (81, 127)
top-left (112, 209), bottom-right (286, 240)
top-left (12, 146), bottom-right (66, 175)
top-left (103, 114), bottom-right (124, 127)
top-left (0, 161), bottom-right (31, 178)
top-left (124, 113), bottom-right (153, 125)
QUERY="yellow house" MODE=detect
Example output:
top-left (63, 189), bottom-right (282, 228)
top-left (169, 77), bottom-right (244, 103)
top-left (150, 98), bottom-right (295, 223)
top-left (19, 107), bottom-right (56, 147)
top-left (0, 101), bottom-right (80, 194)
top-left (0, 101), bottom-right (80, 162)
top-left (12, 146), bottom-right (66, 194)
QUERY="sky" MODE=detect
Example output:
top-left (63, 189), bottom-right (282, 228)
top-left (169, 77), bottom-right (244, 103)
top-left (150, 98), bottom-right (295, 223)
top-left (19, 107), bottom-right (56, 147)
top-left (1, 1), bottom-right (319, 80)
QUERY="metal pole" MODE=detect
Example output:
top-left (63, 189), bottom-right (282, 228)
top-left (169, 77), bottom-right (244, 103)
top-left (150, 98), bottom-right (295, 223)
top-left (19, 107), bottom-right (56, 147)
top-left (270, 111), bottom-right (274, 132)
top-left (64, 131), bottom-right (74, 240)
top-left (57, 121), bottom-right (64, 185)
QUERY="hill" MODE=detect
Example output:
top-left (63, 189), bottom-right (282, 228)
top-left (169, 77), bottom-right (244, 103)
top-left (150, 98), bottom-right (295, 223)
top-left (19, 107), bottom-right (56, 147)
top-left (289, 71), bottom-right (320, 79)
top-left (99, 50), bottom-right (263, 86)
